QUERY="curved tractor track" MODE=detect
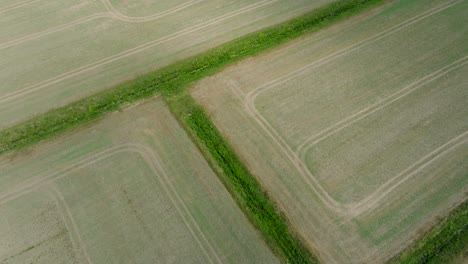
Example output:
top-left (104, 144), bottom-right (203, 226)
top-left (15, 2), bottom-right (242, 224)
top-left (0, 143), bottom-right (223, 264)
top-left (228, 0), bottom-right (465, 216)
top-left (0, 0), bottom-right (277, 103)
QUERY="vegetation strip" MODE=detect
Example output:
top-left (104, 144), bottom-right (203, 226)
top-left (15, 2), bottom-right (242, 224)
top-left (166, 93), bottom-right (316, 262)
top-left (0, 0), bottom-right (392, 262)
top-left (388, 200), bottom-right (467, 264)
top-left (0, 0), bottom-right (385, 155)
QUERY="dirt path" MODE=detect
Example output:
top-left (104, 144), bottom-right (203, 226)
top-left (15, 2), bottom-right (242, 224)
top-left (0, 0), bottom-right (40, 15)
top-left (136, 144), bottom-right (223, 264)
top-left (350, 131), bottom-right (468, 216)
top-left (0, 144), bottom-right (133, 205)
top-left (0, 143), bottom-right (223, 264)
top-left (296, 56), bottom-right (468, 159)
top-left (0, 0), bottom-right (277, 104)
top-left (0, 13), bottom-right (109, 50)
top-left (233, 0), bottom-right (464, 216)
top-left (0, 0), bottom-right (202, 50)
top-left (245, 0), bottom-right (461, 106)
top-left (47, 185), bottom-right (93, 264)
top-left (232, 83), bottom-right (348, 214)
top-left (101, 0), bottom-right (202, 23)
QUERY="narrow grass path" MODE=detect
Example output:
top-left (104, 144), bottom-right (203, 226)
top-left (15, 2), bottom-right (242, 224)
top-left (3, 0), bottom-right (465, 263)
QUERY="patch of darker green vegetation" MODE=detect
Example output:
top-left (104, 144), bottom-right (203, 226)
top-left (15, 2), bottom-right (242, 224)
top-left (388, 201), bottom-right (467, 264)
top-left (0, 0), bottom-right (384, 155)
top-left (0, 0), bottom-right (387, 263)
top-left (167, 93), bottom-right (317, 262)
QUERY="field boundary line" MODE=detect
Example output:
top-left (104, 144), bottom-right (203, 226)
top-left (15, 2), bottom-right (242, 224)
top-left (0, 0), bottom-right (39, 14)
top-left (387, 200), bottom-right (468, 263)
top-left (0, 144), bottom-right (131, 205)
top-left (240, 56), bottom-right (468, 215)
top-left (297, 56), bottom-right (468, 159)
top-left (100, 0), bottom-right (202, 23)
top-left (0, 0), bottom-right (276, 103)
top-left (235, 0), bottom-right (462, 215)
top-left (0, 0), bottom-right (202, 50)
top-left (0, 1), bottom-right (398, 262)
top-left (232, 82), bottom-right (348, 213)
top-left (0, 143), bottom-right (221, 263)
top-left (0, 13), bottom-right (109, 50)
top-left (136, 144), bottom-right (223, 264)
top-left (351, 131), bottom-right (468, 216)
top-left (245, 0), bottom-right (461, 103)
top-left (47, 185), bottom-right (93, 264)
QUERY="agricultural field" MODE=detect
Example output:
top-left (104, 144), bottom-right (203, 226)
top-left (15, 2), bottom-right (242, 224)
top-left (192, 0), bottom-right (468, 262)
top-left (0, 98), bottom-right (278, 263)
top-left (0, 0), bottom-right (334, 129)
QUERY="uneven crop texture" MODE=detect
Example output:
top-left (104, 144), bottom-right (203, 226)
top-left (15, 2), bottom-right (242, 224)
top-left (192, 0), bottom-right (468, 262)
top-left (388, 201), bottom-right (467, 264)
top-left (167, 93), bottom-right (317, 263)
top-left (0, 0), bottom-right (333, 128)
top-left (3, 0), bottom-right (464, 263)
top-left (0, 0), bottom-right (385, 155)
top-left (0, 1), bottom-right (387, 263)
top-left (0, 99), bottom-right (278, 263)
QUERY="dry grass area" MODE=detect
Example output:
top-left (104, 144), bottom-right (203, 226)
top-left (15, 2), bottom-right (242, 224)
top-left (0, 0), bottom-right (334, 129)
top-left (192, 0), bottom-right (468, 262)
top-left (0, 98), bottom-right (278, 263)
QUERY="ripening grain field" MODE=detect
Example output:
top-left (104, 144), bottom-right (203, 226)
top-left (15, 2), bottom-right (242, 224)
top-left (192, 0), bottom-right (468, 262)
top-left (0, 0), bottom-right (335, 129)
top-left (0, 98), bottom-right (278, 263)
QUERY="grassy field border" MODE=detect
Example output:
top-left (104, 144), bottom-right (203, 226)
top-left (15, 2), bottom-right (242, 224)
top-left (0, 0), bottom-right (385, 155)
top-left (387, 200), bottom-right (467, 264)
top-left (165, 92), bottom-right (317, 262)
top-left (11, 0), bottom-right (466, 262)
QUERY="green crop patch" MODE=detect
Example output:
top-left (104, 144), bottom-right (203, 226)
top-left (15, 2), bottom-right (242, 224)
top-left (388, 201), bottom-right (467, 264)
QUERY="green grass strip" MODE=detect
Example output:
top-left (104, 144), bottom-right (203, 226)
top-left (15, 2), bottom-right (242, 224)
top-left (165, 92), bottom-right (317, 262)
top-left (388, 201), bottom-right (468, 264)
top-left (0, 0), bottom-right (384, 155)
top-left (0, 0), bottom-right (387, 262)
